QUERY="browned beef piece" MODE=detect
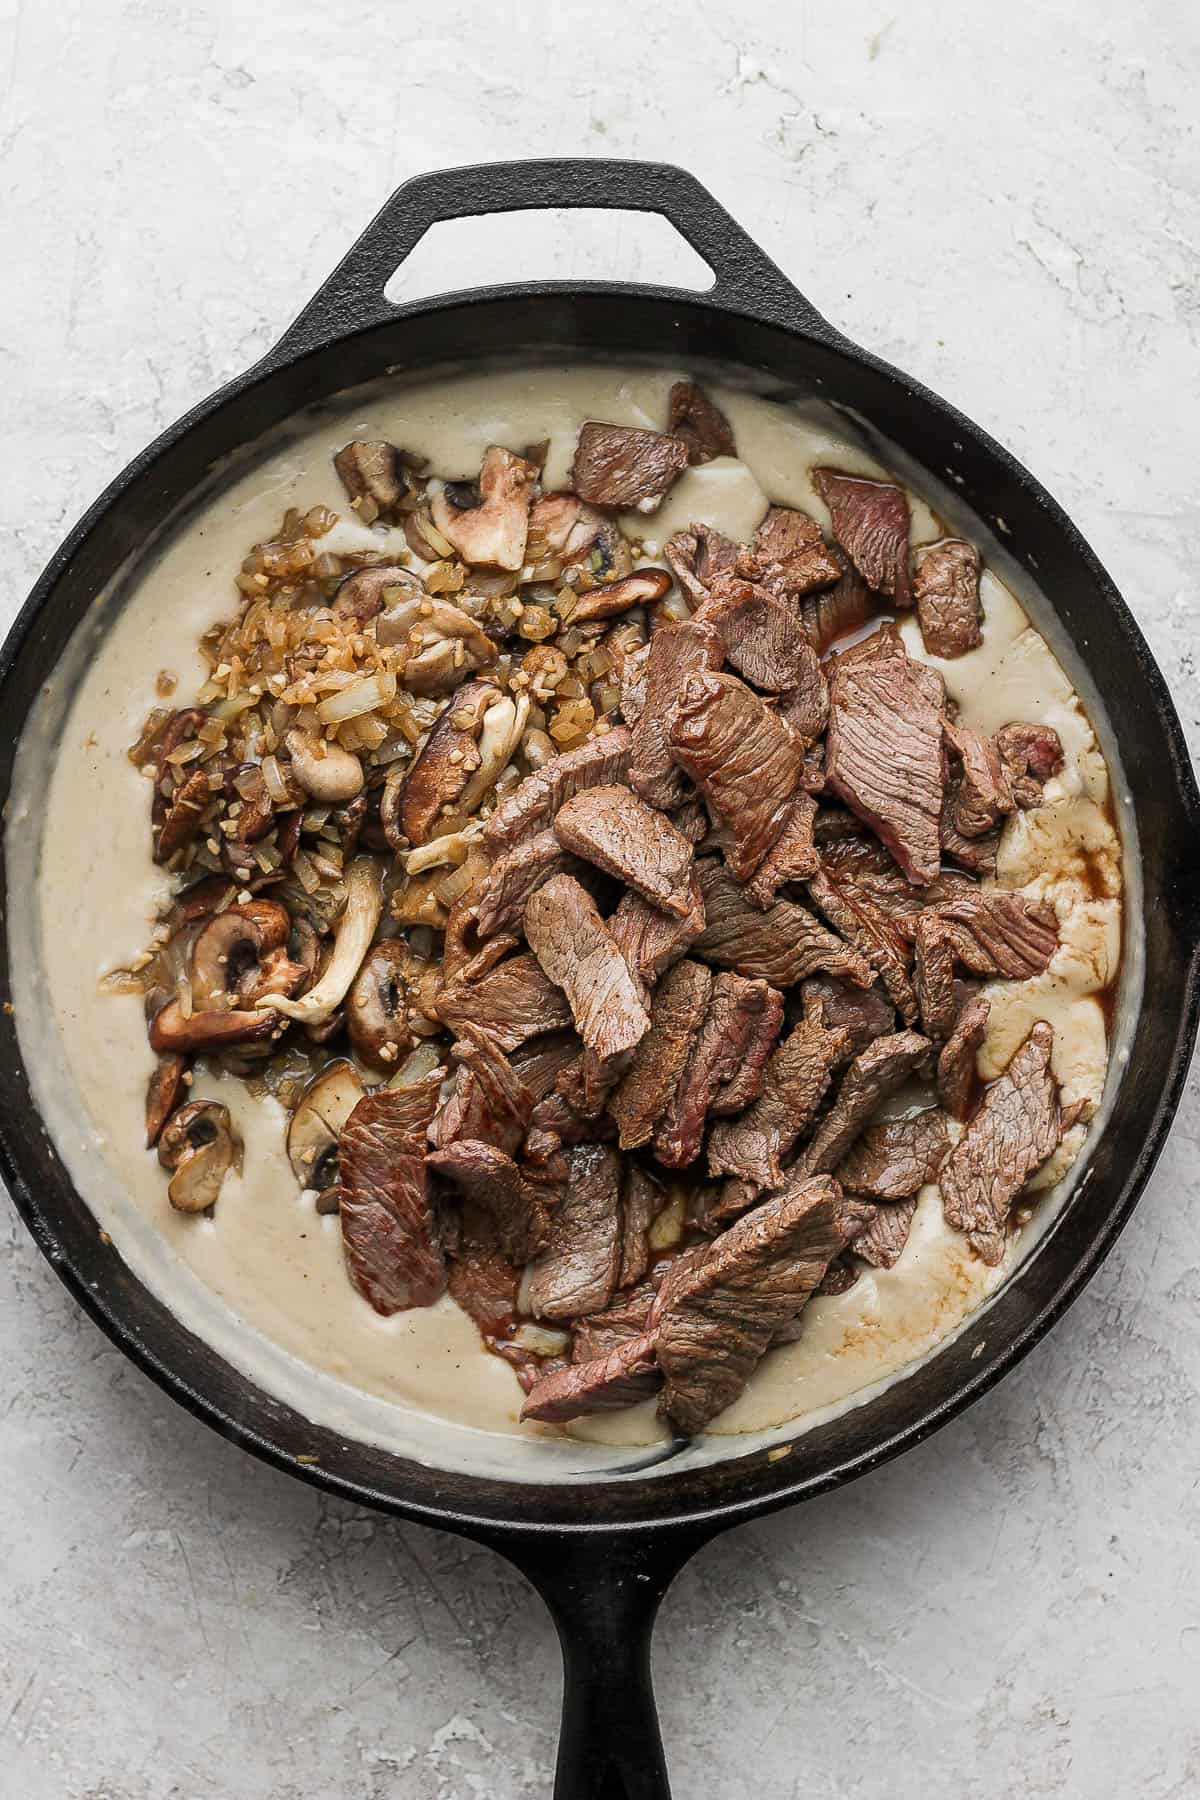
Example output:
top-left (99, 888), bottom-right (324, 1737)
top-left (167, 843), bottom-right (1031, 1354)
top-left (669, 671), bottom-right (801, 880)
top-left (427, 1140), bottom-right (551, 1263)
top-left (474, 830), bottom-right (582, 939)
top-left (819, 828), bottom-right (973, 919)
top-left (482, 726), bottom-right (633, 853)
top-left (447, 1247), bottom-right (518, 1339)
top-left (572, 1281), bottom-right (658, 1360)
top-left (656, 1173), bottom-right (843, 1434)
top-left (521, 1330), bottom-right (661, 1423)
top-left (941, 824), bottom-right (1001, 876)
top-left (775, 656), bottom-right (830, 748)
top-left (672, 796), bottom-right (710, 844)
top-left (913, 538), bottom-right (982, 658)
top-left (911, 891), bottom-right (1059, 980)
top-left (940, 1021), bottom-right (1063, 1264)
top-left (667, 380), bottom-right (736, 464)
top-left (911, 916), bottom-right (959, 1039)
top-left (852, 1198), bottom-right (920, 1269)
top-left (663, 522), bottom-right (742, 607)
top-left (708, 1016), bottom-right (851, 1191)
top-left (937, 992), bottom-right (990, 1120)
top-left (695, 858), bottom-right (873, 988)
top-left (528, 1048), bottom-right (621, 1149)
top-left (995, 722), bottom-right (1065, 809)
top-left (527, 1142), bottom-right (624, 1318)
top-left (743, 792), bottom-right (819, 909)
top-left (620, 1165), bottom-right (668, 1290)
top-left (510, 1031), bottom-right (584, 1104)
top-left (527, 491), bottom-right (607, 566)
top-left (801, 975), bottom-right (895, 1060)
top-left (619, 641), bottom-right (652, 726)
top-left (655, 975), bottom-right (784, 1167)
top-left (696, 574), bottom-right (822, 693)
top-left (607, 875), bottom-right (706, 986)
top-left (798, 551), bottom-right (876, 654)
top-left (806, 862), bottom-right (918, 1025)
top-left (826, 626), bottom-right (946, 885)
top-left (752, 505), bottom-right (842, 600)
top-left (433, 952), bottom-right (573, 1051)
top-left (628, 619), bottom-right (725, 809)
top-left (813, 467), bottom-right (912, 605)
top-left (943, 722), bottom-right (1015, 843)
top-left (837, 1108), bottom-right (950, 1199)
top-left (801, 1031), bottom-right (932, 1174)
top-left (608, 960), bottom-right (713, 1150)
top-left (339, 1073), bottom-right (446, 1315)
top-left (429, 1021), bottom-right (534, 1155)
top-left (555, 784), bottom-right (695, 918)
top-left (525, 875), bottom-right (651, 1082)
top-left (570, 421), bottom-right (690, 512)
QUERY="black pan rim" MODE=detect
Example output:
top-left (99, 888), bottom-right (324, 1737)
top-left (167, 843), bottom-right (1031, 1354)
top-left (3, 279), bottom-right (1199, 1539)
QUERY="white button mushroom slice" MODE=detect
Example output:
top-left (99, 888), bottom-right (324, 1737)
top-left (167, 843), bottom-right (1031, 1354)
top-left (377, 595), bottom-right (497, 665)
top-left (457, 693), bottom-right (531, 816)
top-left (428, 446), bottom-right (538, 571)
top-left (286, 1059), bottom-right (365, 1190)
top-left (285, 729), bottom-right (365, 804)
top-left (403, 818), bottom-right (487, 876)
top-left (259, 858), bottom-right (384, 1025)
top-left (158, 1101), bottom-right (242, 1214)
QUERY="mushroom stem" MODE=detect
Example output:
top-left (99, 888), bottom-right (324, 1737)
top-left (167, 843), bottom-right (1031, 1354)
top-left (458, 693), bottom-right (531, 815)
top-left (259, 858), bottom-right (383, 1025)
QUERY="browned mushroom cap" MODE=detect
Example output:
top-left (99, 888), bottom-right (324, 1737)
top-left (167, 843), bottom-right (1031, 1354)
top-left (149, 999), bottom-right (277, 1054)
top-left (397, 678), bottom-right (499, 845)
top-left (286, 1060), bottom-right (365, 1195)
top-left (527, 493), bottom-right (608, 565)
top-left (566, 567), bottom-right (672, 624)
top-left (332, 563), bottom-right (421, 626)
top-left (145, 1054), bottom-right (187, 1148)
top-left (158, 1100), bottom-right (242, 1213)
top-left (190, 899), bottom-right (290, 1008)
top-left (154, 767), bottom-right (212, 863)
top-left (165, 874), bottom-right (238, 933)
top-left (429, 446), bottom-right (538, 571)
top-left (347, 939), bottom-right (428, 1071)
top-left (332, 441), bottom-right (418, 523)
top-left (285, 729), bottom-right (364, 804)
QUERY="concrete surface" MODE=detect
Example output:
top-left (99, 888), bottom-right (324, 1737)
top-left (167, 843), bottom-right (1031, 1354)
top-left (3, 2), bottom-right (1199, 1795)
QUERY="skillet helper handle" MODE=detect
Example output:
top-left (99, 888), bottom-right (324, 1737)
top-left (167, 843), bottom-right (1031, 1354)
top-left (274, 156), bottom-right (835, 356)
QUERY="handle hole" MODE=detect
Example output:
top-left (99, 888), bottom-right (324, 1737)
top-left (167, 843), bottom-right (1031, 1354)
top-left (383, 208), bottom-right (716, 305)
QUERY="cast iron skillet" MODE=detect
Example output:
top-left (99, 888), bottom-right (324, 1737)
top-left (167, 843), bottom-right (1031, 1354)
top-left (2, 160), bottom-right (1198, 1799)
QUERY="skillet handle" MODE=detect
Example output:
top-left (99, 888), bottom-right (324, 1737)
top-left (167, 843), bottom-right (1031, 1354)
top-left (274, 157), bottom-right (835, 356)
top-left (489, 1527), bottom-right (708, 1800)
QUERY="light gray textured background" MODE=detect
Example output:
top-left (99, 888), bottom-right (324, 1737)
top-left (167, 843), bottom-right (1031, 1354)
top-left (3, 2), bottom-right (1199, 1796)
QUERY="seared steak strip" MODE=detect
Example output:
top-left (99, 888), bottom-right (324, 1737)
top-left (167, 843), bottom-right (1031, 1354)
top-left (849, 1198), bottom-right (920, 1269)
top-left (668, 671), bottom-right (801, 881)
top-left (744, 792), bottom-right (819, 908)
top-left (801, 974), bottom-right (896, 1058)
top-left (942, 721), bottom-right (1015, 842)
top-left (836, 1108), bottom-right (950, 1199)
top-left (813, 467), bottom-right (912, 605)
top-left (429, 1021), bottom-right (533, 1155)
top-left (655, 975), bottom-right (784, 1168)
top-left (607, 875), bottom-right (707, 986)
top-left (608, 960), bottom-right (713, 1150)
top-left (570, 421), bottom-right (690, 512)
top-left (482, 726), bottom-right (632, 853)
top-left (906, 891), bottom-right (1059, 981)
top-left (806, 861), bottom-right (918, 1024)
top-left (995, 723), bottom-right (1065, 809)
top-left (527, 1142), bottom-right (624, 1318)
top-left (697, 574), bottom-right (825, 693)
top-left (521, 1330), bottom-right (660, 1423)
top-left (664, 522), bottom-right (741, 607)
top-left (708, 1015), bottom-right (851, 1191)
top-left (801, 1031), bottom-right (932, 1175)
top-left (667, 380), bottom-right (736, 464)
top-left (913, 538), bottom-right (982, 658)
top-left (629, 619), bottom-right (725, 809)
top-left (433, 952), bottom-right (573, 1051)
top-left (937, 992), bottom-right (991, 1120)
top-left (339, 1074), bottom-right (446, 1315)
top-left (696, 858), bottom-right (873, 988)
top-left (555, 784), bottom-right (696, 918)
top-left (752, 505), bottom-right (842, 601)
top-left (427, 1140), bottom-right (551, 1264)
top-left (525, 875), bottom-right (651, 1078)
top-left (474, 830), bottom-right (583, 939)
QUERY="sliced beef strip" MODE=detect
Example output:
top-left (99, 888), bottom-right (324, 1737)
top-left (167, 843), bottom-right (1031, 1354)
top-left (525, 875), bottom-right (651, 1078)
top-left (572, 1281), bottom-right (657, 1361)
top-left (811, 1255), bottom-right (862, 1300)
top-left (806, 862), bottom-right (918, 1025)
top-left (433, 951), bottom-right (573, 1052)
top-left (628, 619), bottom-right (725, 809)
top-left (911, 915), bottom-right (959, 1039)
top-left (474, 830), bottom-right (583, 939)
top-left (656, 1173), bottom-right (844, 1435)
top-left (695, 858), bottom-right (873, 988)
top-left (942, 822), bottom-right (1002, 876)
top-left (744, 792), bottom-right (819, 909)
top-left (427, 1140), bottom-right (551, 1264)
top-left (521, 1330), bottom-right (661, 1424)
top-left (940, 1021), bottom-right (1063, 1265)
top-left (655, 975), bottom-right (784, 1168)
top-left (509, 1031), bottom-right (584, 1105)
top-left (447, 1247), bottom-right (518, 1340)
top-left (554, 784), bottom-right (695, 918)
top-left (994, 722), bottom-right (1065, 809)
top-left (751, 505), bottom-right (842, 601)
top-left (570, 421), bottom-right (690, 512)
top-left (800, 1031), bottom-right (932, 1175)
top-left (667, 380), bottom-right (737, 464)
top-left (798, 550), bottom-right (877, 655)
top-left (619, 1164), bottom-right (668, 1290)
top-left (775, 656), bottom-right (830, 748)
top-left (908, 891), bottom-right (1060, 981)
top-left (663, 522), bottom-right (742, 607)
top-left (818, 829), bottom-right (974, 919)
top-left (526, 1142), bottom-right (624, 1319)
top-left (708, 1015), bottom-right (851, 1191)
top-left (607, 874), bottom-right (706, 986)
top-left (668, 671), bottom-right (801, 881)
top-left (813, 467), bottom-right (912, 606)
top-left (851, 1197), bottom-right (920, 1269)
top-left (339, 1073), bottom-right (447, 1316)
top-left (913, 537), bottom-right (982, 658)
top-left (836, 1108), bottom-right (950, 1200)
top-left (825, 626), bottom-right (946, 886)
top-left (801, 973), bottom-right (895, 1058)
top-left (482, 726), bottom-right (632, 854)
top-left (428, 1021), bottom-right (534, 1156)
top-left (527, 492), bottom-right (607, 566)
top-left (608, 960), bottom-right (713, 1150)
top-left (937, 992), bottom-right (991, 1121)
top-left (696, 574), bottom-right (823, 693)
top-left (619, 640), bottom-right (653, 726)
top-left (943, 721), bottom-right (1015, 842)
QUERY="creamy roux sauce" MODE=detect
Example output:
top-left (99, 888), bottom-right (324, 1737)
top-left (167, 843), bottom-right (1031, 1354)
top-left (6, 365), bottom-right (1134, 1480)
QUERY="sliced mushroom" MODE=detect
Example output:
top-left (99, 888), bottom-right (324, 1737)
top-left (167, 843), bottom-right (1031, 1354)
top-left (403, 819), bottom-right (486, 876)
top-left (397, 678), bottom-right (498, 845)
top-left (332, 563), bottom-right (421, 626)
top-left (528, 492), bottom-right (608, 565)
top-left (458, 692), bottom-right (531, 815)
top-left (566, 568), bottom-right (672, 625)
top-left (259, 858), bottom-right (384, 1026)
top-left (154, 768), bottom-right (212, 863)
top-left (149, 999), bottom-right (277, 1054)
top-left (286, 1059), bottom-right (365, 1195)
top-left (165, 875), bottom-right (238, 933)
top-left (333, 441), bottom-right (418, 523)
top-left (145, 1054), bottom-right (187, 1148)
top-left (399, 638), bottom-right (461, 696)
top-left (158, 1100), bottom-right (242, 1214)
top-left (428, 446), bottom-right (538, 570)
top-left (285, 729), bottom-right (365, 804)
top-left (377, 594), bottom-right (497, 664)
top-left (190, 899), bottom-right (290, 1008)
top-left (346, 939), bottom-right (427, 1071)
